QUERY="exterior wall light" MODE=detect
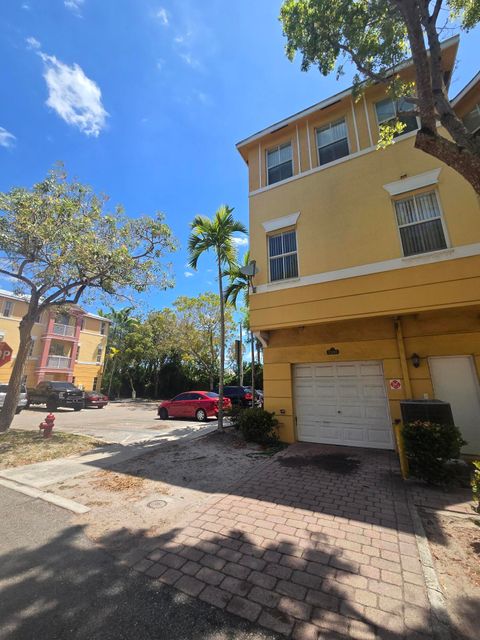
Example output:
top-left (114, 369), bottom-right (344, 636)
top-left (326, 347), bottom-right (340, 355)
top-left (411, 353), bottom-right (421, 368)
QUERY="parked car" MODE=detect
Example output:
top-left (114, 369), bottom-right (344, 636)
top-left (243, 386), bottom-right (264, 406)
top-left (27, 381), bottom-right (85, 411)
top-left (84, 390), bottom-right (109, 409)
top-left (215, 386), bottom-right (253, 408)
top-left (0, 384), bottom-right (28, 414)
top-left (158, 391), bottom-right (232, 422)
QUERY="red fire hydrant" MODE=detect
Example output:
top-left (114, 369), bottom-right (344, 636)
top-left (39, 413), bottom-right (55, 438)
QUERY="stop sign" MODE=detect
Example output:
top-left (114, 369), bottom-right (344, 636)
top-left (0, 342), bottom-right (13, 367)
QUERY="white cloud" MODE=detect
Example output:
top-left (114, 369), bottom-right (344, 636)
top-left (21, 3), bottom-right (30, 10)
top-left (232, 236), bottom-right (249, 247)
top-left (184, 271), bottom-right (194, 278)
top-left (39, 53), bottom-right (108, 137)
top-left (64, 0), bottom-right (84, 14)
top-left (26, 36), bottom-right (41, 50)
top-left (156, 58), bottom-right (165, 71)
top-left (156, 7), bottom-right (169, 25)
top-left (0, 127), bottom-right (16, 148)
top-left (179, 52), bottom-right (200, 69)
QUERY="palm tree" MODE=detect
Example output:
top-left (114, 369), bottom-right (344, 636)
top-left (188, 205), bottom-right (247, 429)
top-left (224, 250), bottom-right (256, 401)
top-left (99, 307), bottom-right (138, 397)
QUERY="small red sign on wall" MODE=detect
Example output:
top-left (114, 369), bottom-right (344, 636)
top-left (0, 342), bottom-right (13, 367)
top-left (389, 378), bottom-right (402, 390)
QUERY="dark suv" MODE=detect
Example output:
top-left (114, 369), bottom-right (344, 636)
top-left (215, 386), bottom-right (253, 408)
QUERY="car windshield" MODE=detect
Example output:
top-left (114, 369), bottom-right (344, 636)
top-left (204, 392), bottom-right (219, 398)
top-left (49, 382), bottom-right (78, 390)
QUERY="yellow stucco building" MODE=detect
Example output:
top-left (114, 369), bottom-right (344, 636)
top-left (237, 35), bottom-right (480, 455)
top-left (0, 289), bottom-right (109, 391)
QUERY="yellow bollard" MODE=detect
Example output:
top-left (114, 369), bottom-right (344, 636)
top-left (394, 422), bottom-right (409, 479)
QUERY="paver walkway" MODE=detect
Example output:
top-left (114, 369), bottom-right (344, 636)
top-left (128, 444), bottom-right (434, 639)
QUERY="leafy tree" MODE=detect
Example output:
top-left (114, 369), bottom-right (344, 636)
top-left (188, 206), bottom-right (247, 429)
top-left (0, 168), bottom-right (176, 431)
top-left (280, 0), bottom-right (480, 194)
top-left (174, 293), bottom-right (235, 391)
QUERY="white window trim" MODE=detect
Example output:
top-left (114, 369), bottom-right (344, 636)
top-left (374, 97), bottom-right (420, 131)
top-left (392, 188), bottom-right (450, 258)
top-left (249, 128), bottom-right (419, 197)
top-left (266, 142), bottom-right (294, 186)
top-left (254, 241), bottom-right (480, 294)
top-left (267, 229), bottom-right (300, 283)
top-left (262, 212), bottom-right (300, 233)
top-left (315, 118), bottom-right (350, 167)
top-left (2, 300), bottom-right (14, 318)
top-left (383, 168), bottom-right (442, 196)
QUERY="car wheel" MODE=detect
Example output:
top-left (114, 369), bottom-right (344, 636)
top-left (159, 408), bottom-right (168, 420)
top-left (46, 399), bottom-right (57, 412)
top-left (73, 407), bottom-right (82, 412)
top-left (15, 407), bottom-right (22, 415)
top-left (196, 408), bottom-right (208, 422)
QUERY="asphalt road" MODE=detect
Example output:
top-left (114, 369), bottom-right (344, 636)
top-left (10, 400), bottom-right (215, 444)
top-left (0, 485), bottom-right (279, 640)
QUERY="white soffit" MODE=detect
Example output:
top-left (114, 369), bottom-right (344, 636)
top-left (383, 168), bottom-right (442, 196)
top-left (262, 212), bottom-right (300, 233)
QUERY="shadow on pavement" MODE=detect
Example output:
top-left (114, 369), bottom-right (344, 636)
top-left (0, 519), bottom-right (474, 640)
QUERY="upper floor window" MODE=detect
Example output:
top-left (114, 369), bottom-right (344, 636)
top-left (394, 191), bottom-right (447, 256)
top-left (268, 229), bottom-right (298, 281)
top-left (267, 143), bottom-right (293, 185)
top-left (2, 300), bottom-right (14, 318)
top-left (100, 321), bottom-right (107, 335)
top-left (316, 119), bottom-right (349, 165)
top-left (375, 97), bottom-right (418, 137)
top-left (463, 103), bottom-right (480, 135)
top-left (96, 346), bottom-right (103, 363)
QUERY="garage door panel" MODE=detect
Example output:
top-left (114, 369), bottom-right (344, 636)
top-left (294, 361), bottom-right (393, 450)
top-left (360, 362), bottom-right (384, 376)
top-left (336, 364), bottom-right (358, 377)
top-left (314, 365), bottom-right (335, 377)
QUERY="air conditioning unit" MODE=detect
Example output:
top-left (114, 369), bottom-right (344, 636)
top-left (400, 400), bottom-right (454, 425)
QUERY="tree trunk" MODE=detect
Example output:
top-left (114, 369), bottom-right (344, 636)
top-left (415, 130), bottom-right (480, 195)
top-left (217, 254), bottom-right (225, 430)
top-left (107, 357), bottom-right (117, 397)
top-left (0, 308), bottom-right (36, 432)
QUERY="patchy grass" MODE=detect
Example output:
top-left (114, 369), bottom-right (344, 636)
top-left (0, 429), bottom-right (104, 469)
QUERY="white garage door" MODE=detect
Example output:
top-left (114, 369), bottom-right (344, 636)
top-left (294, 361), bottom-right (393, 449)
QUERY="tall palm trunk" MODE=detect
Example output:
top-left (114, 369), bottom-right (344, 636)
top-left (217, 253), bottom-right (225, 430)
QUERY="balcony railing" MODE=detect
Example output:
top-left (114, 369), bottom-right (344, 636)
top-left (46, 355), bottom-right (71, 369)
top-left (53, 323), bottom-right (75, 337)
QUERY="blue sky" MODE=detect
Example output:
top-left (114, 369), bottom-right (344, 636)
top-left (1, 0), bottom-right (479, 316)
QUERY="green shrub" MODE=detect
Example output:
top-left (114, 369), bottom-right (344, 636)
top-left (230, 407), bottom-right (279, 444)
top-left (403, 420), bottom-right (466, 486)
top-left (472, 461), bottom-right (480, 515)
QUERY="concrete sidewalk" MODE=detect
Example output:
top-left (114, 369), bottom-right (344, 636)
top-left (0, 422), bottom-right (216, 489)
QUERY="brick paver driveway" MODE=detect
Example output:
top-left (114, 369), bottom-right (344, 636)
top-left (130, 444), bottom-right (432, 639)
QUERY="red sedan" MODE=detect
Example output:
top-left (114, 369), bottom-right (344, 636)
top-left (84, 390), bottom-right (109, 409)
top-left (158, 391), bottom-right (231, 422)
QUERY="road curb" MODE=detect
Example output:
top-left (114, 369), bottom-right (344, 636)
top-left (0, 477), bottom-right (90, 514)
top-left (406, 494), bottom-right (452, 640)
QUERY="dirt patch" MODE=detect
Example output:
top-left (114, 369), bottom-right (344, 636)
top-left (48, 429), bottom-right (275, 553)
top-left (92, 471), bottom-right (146, 492)
top-left (279, 452), bottom-right (361, 474)
top-left (421, 509), bottom-right (480, 639)
top-left (0, 429), bottom-right (103, 469)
